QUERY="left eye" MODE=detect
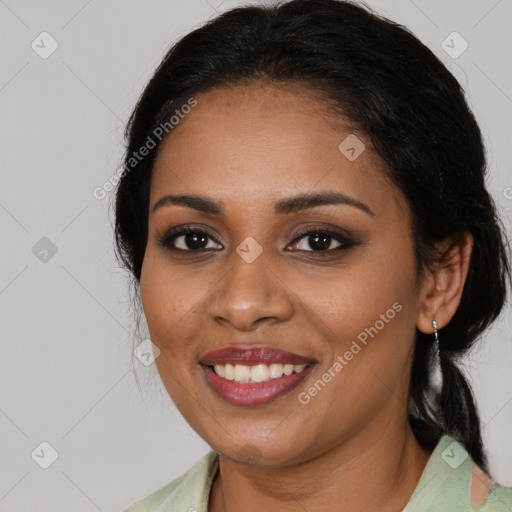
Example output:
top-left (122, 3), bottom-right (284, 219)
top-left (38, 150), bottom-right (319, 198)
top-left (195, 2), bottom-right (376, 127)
top-left (289, 230), bottom-right (353, 252)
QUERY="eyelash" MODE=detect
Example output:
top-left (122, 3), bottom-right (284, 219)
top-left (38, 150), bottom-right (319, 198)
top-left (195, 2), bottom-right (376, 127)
top-left (156, 224), bottom-right (356, 256)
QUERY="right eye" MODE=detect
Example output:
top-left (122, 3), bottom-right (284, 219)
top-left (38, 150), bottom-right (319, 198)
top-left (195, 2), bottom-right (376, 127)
top-left (157, 225), bottom-right (223, 252)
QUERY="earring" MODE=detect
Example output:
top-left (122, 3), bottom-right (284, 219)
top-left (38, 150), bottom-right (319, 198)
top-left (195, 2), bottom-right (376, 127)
top-left (430, 318), bottom-right (442, 394)
top-left (432, 319), bottom-right (440, 356)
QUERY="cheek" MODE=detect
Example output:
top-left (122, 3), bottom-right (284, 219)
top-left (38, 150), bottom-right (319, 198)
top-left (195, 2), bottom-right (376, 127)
top-left (139, 254), bottom-right (206, 409)
top-left (309, 242), bottom-right (418, 383)
top-left (319, 254), bottom-right (414, 335)
top-left (141, 246), bottom-right (194, 321)
top-left (139, 251), bottom-right (200, 361)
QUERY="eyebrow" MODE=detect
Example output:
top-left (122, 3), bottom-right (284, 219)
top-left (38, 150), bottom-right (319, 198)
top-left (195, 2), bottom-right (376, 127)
top-left (152, 191), bottom-right (375, 217)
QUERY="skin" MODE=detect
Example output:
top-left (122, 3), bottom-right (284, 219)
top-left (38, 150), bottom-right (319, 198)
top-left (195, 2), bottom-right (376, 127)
top-left (139, 81), bottom-right (474, 511)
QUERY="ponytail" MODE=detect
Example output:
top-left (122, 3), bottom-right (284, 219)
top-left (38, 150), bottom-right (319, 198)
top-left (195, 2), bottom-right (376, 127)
top-left (409, 331), bottom-right (488, 474)
top-left (438, 349), bottom-right (487, 471)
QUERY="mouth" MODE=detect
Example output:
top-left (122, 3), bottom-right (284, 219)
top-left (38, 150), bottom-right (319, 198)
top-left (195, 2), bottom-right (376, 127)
top-left (206, 361), bottom-right (313, 382)
top-left (200, 345), bottom-right (317, 406)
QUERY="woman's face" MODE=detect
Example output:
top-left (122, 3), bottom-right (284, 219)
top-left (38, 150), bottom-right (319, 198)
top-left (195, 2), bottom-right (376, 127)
top-left (140, 82), bottom-right (426, 467)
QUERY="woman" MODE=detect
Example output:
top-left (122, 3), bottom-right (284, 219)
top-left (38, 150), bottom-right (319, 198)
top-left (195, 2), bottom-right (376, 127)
top-left (115, 0), bottom-right (512, 510)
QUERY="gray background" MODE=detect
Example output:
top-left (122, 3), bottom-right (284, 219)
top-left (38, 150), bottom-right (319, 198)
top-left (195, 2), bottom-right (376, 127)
top-left (1, 1), bottom-right (511, 510)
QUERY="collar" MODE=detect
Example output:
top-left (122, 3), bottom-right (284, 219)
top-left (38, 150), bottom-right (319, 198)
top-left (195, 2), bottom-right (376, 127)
top-left (403, 433), bottom-right (473, 511)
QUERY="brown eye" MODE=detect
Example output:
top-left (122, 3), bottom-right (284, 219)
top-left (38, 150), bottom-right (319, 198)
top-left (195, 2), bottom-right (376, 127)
top-left (289, 228), bottom-right (356, 254)
top-left (157, 225), bottom-right (222, 251)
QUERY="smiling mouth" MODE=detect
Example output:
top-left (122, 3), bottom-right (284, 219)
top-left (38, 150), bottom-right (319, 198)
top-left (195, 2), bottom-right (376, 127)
top-left (200, 360), bottom-right (316, 406)
top-left (199, 345), bottom-right (317, 406)
top-left (205, 362), bottom-right (314, 383)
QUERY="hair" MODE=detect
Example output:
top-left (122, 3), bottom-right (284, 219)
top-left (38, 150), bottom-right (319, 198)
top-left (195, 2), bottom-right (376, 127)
top-left (112, 0), bottom-right (511, 473)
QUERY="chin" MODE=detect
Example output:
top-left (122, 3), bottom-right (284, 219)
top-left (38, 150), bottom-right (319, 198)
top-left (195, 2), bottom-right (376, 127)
top-left (210, 433), bottom-right (311, 468)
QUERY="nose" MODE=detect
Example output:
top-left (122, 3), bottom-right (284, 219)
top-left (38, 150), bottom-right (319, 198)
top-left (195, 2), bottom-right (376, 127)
top-left (206, 250), bottom-right (294, 332)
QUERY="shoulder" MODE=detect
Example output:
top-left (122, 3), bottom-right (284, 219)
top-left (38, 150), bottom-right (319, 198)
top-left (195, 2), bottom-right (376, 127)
top-left (472, 462), bottom-right (512, 511)
top-left (405, 434), bottom-right (512, 512)
top-left (122, 450), bottom-right (219, 512)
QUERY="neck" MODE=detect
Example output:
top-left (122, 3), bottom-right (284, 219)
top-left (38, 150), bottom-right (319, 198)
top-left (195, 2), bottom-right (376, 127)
top-left (208, 418), bottom-right (434, 512)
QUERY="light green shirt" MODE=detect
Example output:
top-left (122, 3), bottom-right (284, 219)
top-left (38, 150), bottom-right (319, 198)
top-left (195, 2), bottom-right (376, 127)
top-left (123, 434), bottom-right (512, 511)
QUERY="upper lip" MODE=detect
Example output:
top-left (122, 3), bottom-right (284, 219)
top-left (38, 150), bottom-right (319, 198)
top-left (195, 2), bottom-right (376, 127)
top-left (200, 345), bottom-right (316, 366)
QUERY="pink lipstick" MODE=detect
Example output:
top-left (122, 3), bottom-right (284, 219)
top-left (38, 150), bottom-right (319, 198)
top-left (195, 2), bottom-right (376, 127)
top-left (200, 345), bottom-right (316, 406)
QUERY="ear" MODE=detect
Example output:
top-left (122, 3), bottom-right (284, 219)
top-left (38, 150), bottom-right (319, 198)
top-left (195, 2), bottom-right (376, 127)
top-left (416, 231), bottom-right (474, 334)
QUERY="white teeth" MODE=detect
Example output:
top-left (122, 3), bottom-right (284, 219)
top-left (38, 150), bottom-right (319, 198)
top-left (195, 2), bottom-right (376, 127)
top-left (251, 364), bottom-right (270, 383)
top-left (213, 364), bottom-right (225, 378)
top-left (224, 363), bottom-right (235, 380)
top-left (269, 363), bottom-right (284, 378)
top-left (283, 364), bottom-right (294, 375)
top-left (234, 364), bottom-right (251, 382)
top-left (211, 363), bottom-right (309, 382)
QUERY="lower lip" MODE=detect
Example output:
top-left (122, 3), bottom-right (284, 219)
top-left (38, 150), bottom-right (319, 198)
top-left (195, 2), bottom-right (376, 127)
top-left (201, 364), bottom-right (315, 406)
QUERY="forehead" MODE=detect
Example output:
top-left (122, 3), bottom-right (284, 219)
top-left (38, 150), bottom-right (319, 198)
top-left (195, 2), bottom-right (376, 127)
top-left (150, 82), bottom-right (402, 216)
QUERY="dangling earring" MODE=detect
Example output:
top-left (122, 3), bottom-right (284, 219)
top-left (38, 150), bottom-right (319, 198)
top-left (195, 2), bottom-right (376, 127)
top-left (430, 318), bottom-right (442, 395)
top-left (432, 319), bottom-right (440, 356)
